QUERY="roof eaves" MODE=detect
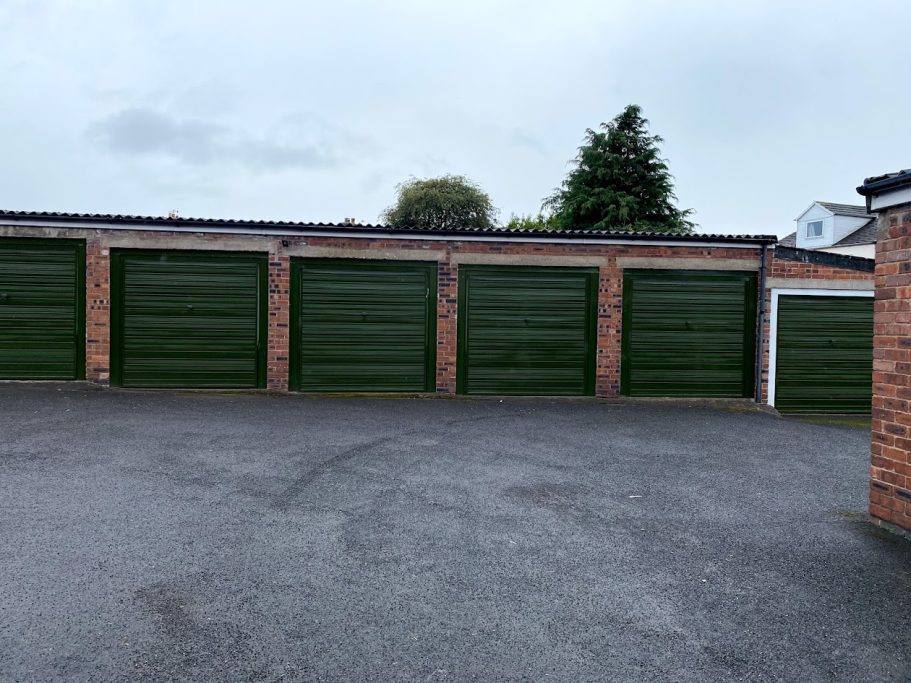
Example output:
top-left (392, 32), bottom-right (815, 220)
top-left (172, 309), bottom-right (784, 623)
top-left (370, 225), bottom-right (777, 243)
top-left (0, 209), bottom-right (387, 231)
top-left (857, 169), bottom-right (911, 196)
top-left (0, 209), bottom-right (778, 244)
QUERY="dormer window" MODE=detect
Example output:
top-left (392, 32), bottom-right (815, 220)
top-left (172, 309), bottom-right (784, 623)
top-left (806, 220), bottom-right (823, 238)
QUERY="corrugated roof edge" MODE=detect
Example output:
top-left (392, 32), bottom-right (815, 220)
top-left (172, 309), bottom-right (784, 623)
top-left (0, 209), bottom-right (778, 244)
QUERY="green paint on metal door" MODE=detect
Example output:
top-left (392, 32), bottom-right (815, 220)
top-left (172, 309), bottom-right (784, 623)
top-left (457, 266), bottom-right (598, 396)
top-left (621, 270), bottom-right (757, 397)
top-left (111, 250), bottom-right (266, 388)
top-left (774, 295), bottom-right (873, 413)
top-left (291, 259), bottom-right (437, 391)
top-left (0, 238), bottom-right (85, 379)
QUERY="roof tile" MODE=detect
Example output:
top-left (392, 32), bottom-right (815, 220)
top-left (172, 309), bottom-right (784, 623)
top-left (779, 231), bottom-right (797, 247)
top-left (833, 217), bottom-right (878, 247)
top-left (816, 202), bottom-right (872, 219)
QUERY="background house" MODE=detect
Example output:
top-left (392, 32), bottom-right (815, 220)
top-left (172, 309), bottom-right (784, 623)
top-left (779, 201), bottom-right (876, 258)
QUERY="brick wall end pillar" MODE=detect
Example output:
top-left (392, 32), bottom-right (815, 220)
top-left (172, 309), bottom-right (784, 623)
top-left (85, 239), bottom-right (110, 384)
top-left (267, 254), bottom-right (291, 391)
top-left (436, 260), bottom-right (457, 394)
top-left (597, 264), bottom-right (621, 398)
top-left (870, 205), bottom-right (911, 532)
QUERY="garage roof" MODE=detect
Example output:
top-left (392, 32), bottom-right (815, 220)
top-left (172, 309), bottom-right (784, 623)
top-left (0, 209), bottom-right (777, 244)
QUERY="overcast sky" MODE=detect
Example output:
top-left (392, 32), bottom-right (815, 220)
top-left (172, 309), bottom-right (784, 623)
top-left (0, 1), bottom-right (908, 237)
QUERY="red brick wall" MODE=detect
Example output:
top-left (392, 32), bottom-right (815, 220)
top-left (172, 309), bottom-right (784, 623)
top-left (767, 254), bottom-right (874, 281)
top-left (759, 252), bottom-right (874, 403)
top-left (85, 238), bottom-right (111, 383)
top-left (267, 255), bottom-right (291, 391)
top-left (435, 261), bottom-right (458, 394)
top-left (596, 265), bottom-right (618, 397)
top-left (870, 206), bottom-right (911, 533)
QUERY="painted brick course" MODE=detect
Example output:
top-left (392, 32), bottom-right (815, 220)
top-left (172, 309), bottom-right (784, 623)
top-left (870, 206), bottom-right (911, 533)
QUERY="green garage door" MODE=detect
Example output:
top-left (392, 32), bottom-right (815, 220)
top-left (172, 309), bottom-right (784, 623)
top-left (457, 266), bottom-right (598, 395)
top-left (291, 259), bottom-right (437, 391)
top-left (0, 238), bottom-right (85, 379)
top-left (111, 250), bottom-right (266, 388)
top-left (622, 270), bottom-right (757, 397)
top-left (774, 295), bottom-right (873, 413)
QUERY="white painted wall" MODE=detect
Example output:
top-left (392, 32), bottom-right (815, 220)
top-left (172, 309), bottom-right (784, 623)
top-left (822, 243), bottom-right (875, 259)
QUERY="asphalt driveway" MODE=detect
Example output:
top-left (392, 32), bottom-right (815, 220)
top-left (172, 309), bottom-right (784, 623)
top-left (0, 384), bottom-right (908, 682)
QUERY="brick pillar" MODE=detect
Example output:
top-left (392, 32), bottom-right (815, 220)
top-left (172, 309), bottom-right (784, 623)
top-left (85, 238), bottom-right (110, 384)
top-left (436, 260), bottom-right (457, 394)
top-left (597, 262), bottom-right (621, 397)
top-left (870, 207), bottom-right (911, 533)
top-left (267, 254), bottom-right (290, 391)
top-left (759, 285), bottom-right (772, 404)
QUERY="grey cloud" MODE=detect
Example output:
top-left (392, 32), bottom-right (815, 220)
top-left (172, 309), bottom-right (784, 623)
top-left (87, 108), bottom-right (339, 170)
top-left (171, 82), bottom-right (240, 117)
top-left (2, 1), bottom-right (909, 231)
top-left (510, 128), bottom-right (548, 155)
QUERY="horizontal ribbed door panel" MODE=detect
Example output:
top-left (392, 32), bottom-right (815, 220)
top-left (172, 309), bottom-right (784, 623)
top-left (457, 266), bottom-right (597, 396)
top-left (621, 270), bottom-right (757, 397)
top-left (774, 295), bottom-right (873, 413)
top-left (292, 259), bottom-right (436, 391)
top-left (112, 251), bottom-right (266, 388)
top-left (0, 238), bottom-right (85, 379)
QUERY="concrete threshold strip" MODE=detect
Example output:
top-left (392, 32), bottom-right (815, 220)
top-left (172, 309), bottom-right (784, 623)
top-left (3, 380), bottom-right (774, 413)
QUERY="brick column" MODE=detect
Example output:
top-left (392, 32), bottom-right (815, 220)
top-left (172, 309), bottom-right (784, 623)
top-left (85, 238), bottom-right (110, 384)
top-left (596, 263), bottom-right (621, 397)
top-left (266, 253), bottom-right (291, 391)
top-left (870, 207), bottom-right (911, 533)
top-left (435, 260), bottom-right (458, 394)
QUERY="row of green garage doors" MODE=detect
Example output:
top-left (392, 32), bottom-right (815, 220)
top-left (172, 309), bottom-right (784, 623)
top-left (0, 239), bottom-right (872, 410)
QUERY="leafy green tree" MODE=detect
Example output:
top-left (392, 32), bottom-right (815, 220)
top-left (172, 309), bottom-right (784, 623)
top-left (382, 175), bottom-right (497, 230)
top-left (545, 105), bottom-right (694, 234)
top-left (503, 212), bottom-right (558, 231)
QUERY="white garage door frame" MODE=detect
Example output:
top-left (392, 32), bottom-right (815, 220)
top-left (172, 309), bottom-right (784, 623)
top-left (767, 287), bottom-right (875, 408)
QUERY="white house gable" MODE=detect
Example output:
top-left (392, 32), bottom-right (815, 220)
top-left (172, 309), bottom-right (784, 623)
top-left (794, 203), bottom-right (834, 249)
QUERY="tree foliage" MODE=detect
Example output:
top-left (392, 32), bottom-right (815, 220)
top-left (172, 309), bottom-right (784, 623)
top-left (545, 105), bottom-right (694, 234)
top-left (503, 212), bottom-right (558, 231)
top-left (382, 175), bottom-right (497, 230)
